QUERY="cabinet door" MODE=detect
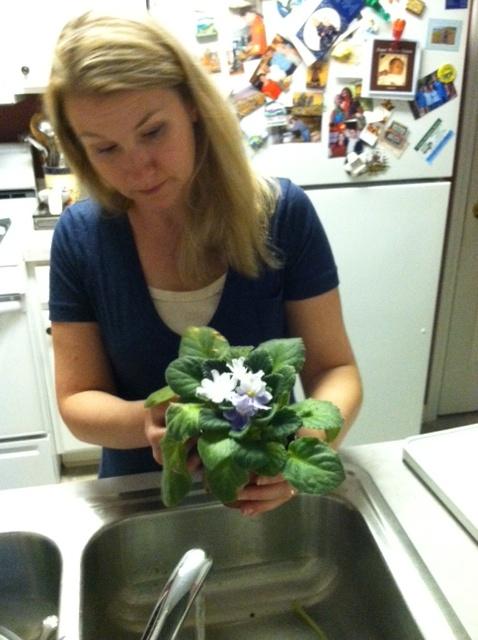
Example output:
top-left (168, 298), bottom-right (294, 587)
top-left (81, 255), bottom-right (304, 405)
top-left (306, 182), bottom-right (450, 445)
top-left (41, 309), bottom-right (101, 462)
top-left (6, 0), bottom-right (144, 93)
top-left (32, 264), bottom-right (100, 463)
top-left (0, 299), bottom-right (50, 438)
top-left (0, 435), bottom-right (59, 490)
top-left (6, 2), bottom-right (75, 93)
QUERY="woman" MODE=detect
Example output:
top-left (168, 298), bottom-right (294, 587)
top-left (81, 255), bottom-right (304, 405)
top-left (45, 11), bottom-right (362, 516)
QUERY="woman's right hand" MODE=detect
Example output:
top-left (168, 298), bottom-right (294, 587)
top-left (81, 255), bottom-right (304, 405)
top-left (144, 403), bottom-right (202, 473)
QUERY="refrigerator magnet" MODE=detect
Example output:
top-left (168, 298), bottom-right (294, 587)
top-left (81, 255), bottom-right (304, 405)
top-left (229, 85), bottom-right (266, 119)
top-left (409, 68), bottom-right (457, 119)
top-left (278, 0), bottom-right (364, 67)
top-left (195, 13), bottom-right (218, 43)
top-left (426, 19), bottom-right (462, 52)
top-left (405, 0), bottom-right (426, 17)
top-left (380, 120), bottom-right (410, 157)
top-left (445, 0), bottom-right (467, 9)
top-left (362, 38), bottom-right (421, 101)
top-left (198, 49), bottom-right (221, 74)
top-left (277, 0), bottom-right (306, 17)
top-left (414, 117), bottom-right (454, 164)
top-left (249, 35), bottom-right (302, 101)
top-left (228, 3), bottom-right (268, 63)
top-left (305, 60), bottom-right (329, 89)
top-left (360, 122), bottom-right (382, 147)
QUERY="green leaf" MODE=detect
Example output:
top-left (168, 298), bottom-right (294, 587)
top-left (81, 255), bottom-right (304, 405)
top-left (256, 442), bottom-right (288, 476)
top-left (283, 437), bottom-right (345, 495)
top-left (233, 440), bottom-right (287, 475)
top-left (165, 403), bottom-right (202, 441)
top-left (197, 433), bottom-right (239, 470)
top-left (228, 421), bottom-right (254, 441)
top-left (165, 356), bottom-right (204, 401)
top-left (201, 359), bottom-right (229, 378)
top-left (198, 433), bottom-right (248, 503)
top-left (245, 348), bottom-right (273, 375)
top-left (144, 385), bottom-right (177, 408)
top-left (261, 407), bottom-right (302, 441)
top-left (232, 441), bottom-right (272, 471)
top-left (290, 399), bottom-right (344, 443)
top-left (204, 460), bottom-right (249, 503)
top-left (179, 326), bottom-right (230, 359)
top-left (256, 337), bottom-right (305, 373)
top-left (160, 436), bottom-right (193, 507)
top-left (264, 365), bottom-right (297, 406)
top-left (199, 407), bottom-right (231, 433)
top-left (229, 345), bottom-right (254, 359)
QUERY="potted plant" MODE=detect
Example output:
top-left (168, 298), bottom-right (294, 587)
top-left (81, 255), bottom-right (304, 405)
top-left (145, 327), bottom-right (345, 507)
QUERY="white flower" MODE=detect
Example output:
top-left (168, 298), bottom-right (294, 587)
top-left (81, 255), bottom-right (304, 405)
top-left (196, 370), bottom-right (236, 404)
top-left (227, 357), bottom-right (248, 381)
top-left (236, 368), bottom-right (271, 401)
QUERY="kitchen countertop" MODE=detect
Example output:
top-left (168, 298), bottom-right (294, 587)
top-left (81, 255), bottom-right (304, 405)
top-left (342, 439), bottom-right (478, 639)
top-left (0, 437), bottom-right (477, 637)
top-left (22, 227), bottom-right (54, 264)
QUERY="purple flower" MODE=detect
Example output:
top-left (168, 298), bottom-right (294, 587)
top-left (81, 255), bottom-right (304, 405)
top-left (196, 358), bottom-right (272, 432)
top-left (224, 390), bottom-right (272, 432)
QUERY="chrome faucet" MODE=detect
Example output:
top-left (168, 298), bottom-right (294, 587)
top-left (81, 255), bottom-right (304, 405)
top-left (141, 548), bottom-right (213, 640)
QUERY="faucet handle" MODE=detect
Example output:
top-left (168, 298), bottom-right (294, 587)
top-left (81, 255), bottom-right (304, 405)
top-left (141, 548), bottom-right (213, 640)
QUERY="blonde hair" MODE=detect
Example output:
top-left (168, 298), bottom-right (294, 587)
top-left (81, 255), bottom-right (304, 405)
top-left (44, 11), bottom-right (279, 285)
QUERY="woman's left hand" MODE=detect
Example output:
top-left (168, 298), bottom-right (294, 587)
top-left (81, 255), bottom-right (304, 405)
top-left (234, 474), bottom-right (297, 517)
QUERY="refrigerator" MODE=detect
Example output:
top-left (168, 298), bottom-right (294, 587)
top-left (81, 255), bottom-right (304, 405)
top-left (154, 0), bottom-right (471, 444)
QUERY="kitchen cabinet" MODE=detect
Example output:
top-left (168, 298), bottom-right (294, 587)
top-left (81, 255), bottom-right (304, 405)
top-left (1, 0), bottom-right (144, 96)
top-left (0, 292), bottom-right (59, 489)
top-left (0, 146), bottom-right (60, 489)
top-left (23, 247), bottom-right (100, 467)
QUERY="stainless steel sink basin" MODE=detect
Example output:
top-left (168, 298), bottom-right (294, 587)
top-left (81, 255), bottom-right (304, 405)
top-left (78, 471), bottom-right (461, 640)
top-left (0, 465), bottom-right (469, 640)
top-left (0, 532), bottom-right (61, 640)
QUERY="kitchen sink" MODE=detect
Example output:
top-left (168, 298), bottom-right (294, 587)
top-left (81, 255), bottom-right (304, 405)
top-left (0, 532), bottom-right (61, 639)
top-left (0, 465), bottom-right (469, 640)
top-left (80, 488), bottom-right (424, 640)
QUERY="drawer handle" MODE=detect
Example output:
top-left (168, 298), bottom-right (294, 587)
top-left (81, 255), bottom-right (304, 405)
top-left (0, 293), bottom-right (23, 315)
top-left (0, 293), bottom-right (22, 302)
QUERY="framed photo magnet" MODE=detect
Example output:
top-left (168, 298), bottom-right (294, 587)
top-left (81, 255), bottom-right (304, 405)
top-left (362, 39), bottom-right (421, 100)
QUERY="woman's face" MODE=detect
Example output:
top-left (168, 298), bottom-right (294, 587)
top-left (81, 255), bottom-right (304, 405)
top-left (65, 87), bottom-right (197, 214)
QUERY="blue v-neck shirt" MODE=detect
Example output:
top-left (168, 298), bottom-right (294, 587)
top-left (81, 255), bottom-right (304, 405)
top-left (49, 178), bottom-right (338, 477)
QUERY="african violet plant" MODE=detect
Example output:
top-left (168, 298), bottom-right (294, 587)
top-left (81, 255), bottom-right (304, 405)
top-left (145, 327), bottom-right (345, 507)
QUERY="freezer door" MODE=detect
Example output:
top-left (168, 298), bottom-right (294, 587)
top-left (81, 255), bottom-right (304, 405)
top-left (306, 181), bottom-right (450, 445)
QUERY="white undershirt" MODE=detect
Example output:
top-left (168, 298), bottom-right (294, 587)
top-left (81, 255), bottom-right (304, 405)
top-left (148, 273), bottom-right (227, 335)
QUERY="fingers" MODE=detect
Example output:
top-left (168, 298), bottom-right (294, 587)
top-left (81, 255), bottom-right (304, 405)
top-left (235, 475), bottom-right (298, 517)
top-left (186, 450), bottom-right (202, 474)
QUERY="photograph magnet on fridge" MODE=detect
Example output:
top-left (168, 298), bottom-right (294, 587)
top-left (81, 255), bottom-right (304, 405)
top-left (361, 38), bottom-right (421, 100)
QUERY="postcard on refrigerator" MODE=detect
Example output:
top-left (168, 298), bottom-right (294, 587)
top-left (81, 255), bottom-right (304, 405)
top-left (250, 34), bottom-right (302, 100)
top-left (278, 0), bottom-right (364, 66)
top-left (414, 118), bottom-right (454, 164)
top-left (263, 92), bottom-right (322, 144)
top-left (426, 19), bottom-right (463, 52)
top-left (409, 69), bottom-right (457, 119)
